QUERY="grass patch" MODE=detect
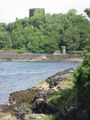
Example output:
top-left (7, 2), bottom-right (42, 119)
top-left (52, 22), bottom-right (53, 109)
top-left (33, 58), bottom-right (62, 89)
top-left (16, 48), bottom-right (27, 54)
top-left (41, 115), bottom-right (55, 120)
top-left (47, 76), bottom-right (75, 105)
top-left (47, 88), bottom-right (76, 106)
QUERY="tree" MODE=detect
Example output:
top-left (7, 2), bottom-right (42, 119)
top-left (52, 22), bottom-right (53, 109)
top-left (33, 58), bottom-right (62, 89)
top-left (11, 31), bottom-right (25, 49)
top-left (62, 27), bottom-right (80, 51)
top-left (84, 8), bottom-right (90, 18)
top-left (74, 53), bottom-right (90, 106)
top-left (0, 32), bottom-right (12, 49)
top-left (0, 8), bottom-right (90, 53)
top-left (0, 23), bottom-right (6, 32)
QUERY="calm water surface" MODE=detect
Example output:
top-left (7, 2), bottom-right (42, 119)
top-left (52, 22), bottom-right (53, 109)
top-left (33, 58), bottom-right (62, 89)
top-left (0, 61), bottom-right (79, 104)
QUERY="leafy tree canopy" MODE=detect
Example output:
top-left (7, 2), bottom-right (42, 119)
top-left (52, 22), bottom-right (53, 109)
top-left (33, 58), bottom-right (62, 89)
top-left (0, 8), bottom-right (90, 53)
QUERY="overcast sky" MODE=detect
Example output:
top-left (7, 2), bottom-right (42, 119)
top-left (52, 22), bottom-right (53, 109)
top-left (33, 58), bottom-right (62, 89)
top-left (0, 0), bottom-right (90, 23)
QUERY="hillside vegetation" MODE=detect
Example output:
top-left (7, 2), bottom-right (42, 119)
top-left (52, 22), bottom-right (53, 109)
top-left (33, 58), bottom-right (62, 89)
top-left (0, 8), bottom-right (90, 53)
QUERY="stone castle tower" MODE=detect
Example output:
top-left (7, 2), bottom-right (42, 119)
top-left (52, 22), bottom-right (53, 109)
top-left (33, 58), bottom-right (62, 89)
top-left (29, 8), bottom-right (45, 21)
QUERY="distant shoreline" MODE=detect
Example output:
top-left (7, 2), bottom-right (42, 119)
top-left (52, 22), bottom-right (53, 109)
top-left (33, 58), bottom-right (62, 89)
top-left (0, 52), bottom-right (83, 62)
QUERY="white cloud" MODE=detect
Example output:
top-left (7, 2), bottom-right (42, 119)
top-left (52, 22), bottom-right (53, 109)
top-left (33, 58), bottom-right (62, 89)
top-left (0, 0), bottom-right (90, 23)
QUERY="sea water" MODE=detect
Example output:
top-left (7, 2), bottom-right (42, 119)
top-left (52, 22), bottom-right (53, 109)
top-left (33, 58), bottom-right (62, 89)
top-left (0, 61), bottom-right (79, 104)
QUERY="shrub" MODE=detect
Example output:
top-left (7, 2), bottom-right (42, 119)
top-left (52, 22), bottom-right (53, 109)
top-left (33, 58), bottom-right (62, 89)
top-left (74, 53), bottom-right (90, 105)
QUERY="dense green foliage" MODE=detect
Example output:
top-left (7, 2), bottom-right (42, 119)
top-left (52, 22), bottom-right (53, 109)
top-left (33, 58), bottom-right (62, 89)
top-left (41, 115), bottom-right (55, 120)
top-left (84, 8), bottom-right (90, 18)
top-left (74, 53), bottom-right (90, 106)
top-left (0, 9), bottom-right (90, 53)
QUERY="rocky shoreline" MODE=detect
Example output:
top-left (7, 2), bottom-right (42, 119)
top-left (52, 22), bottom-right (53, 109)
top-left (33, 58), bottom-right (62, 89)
top-left (0, 68), bottom-right (75, 120)
top-left (1, 65), bottom-right (89, 120)
top-left (0, 52), bottom-right (83, 62)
